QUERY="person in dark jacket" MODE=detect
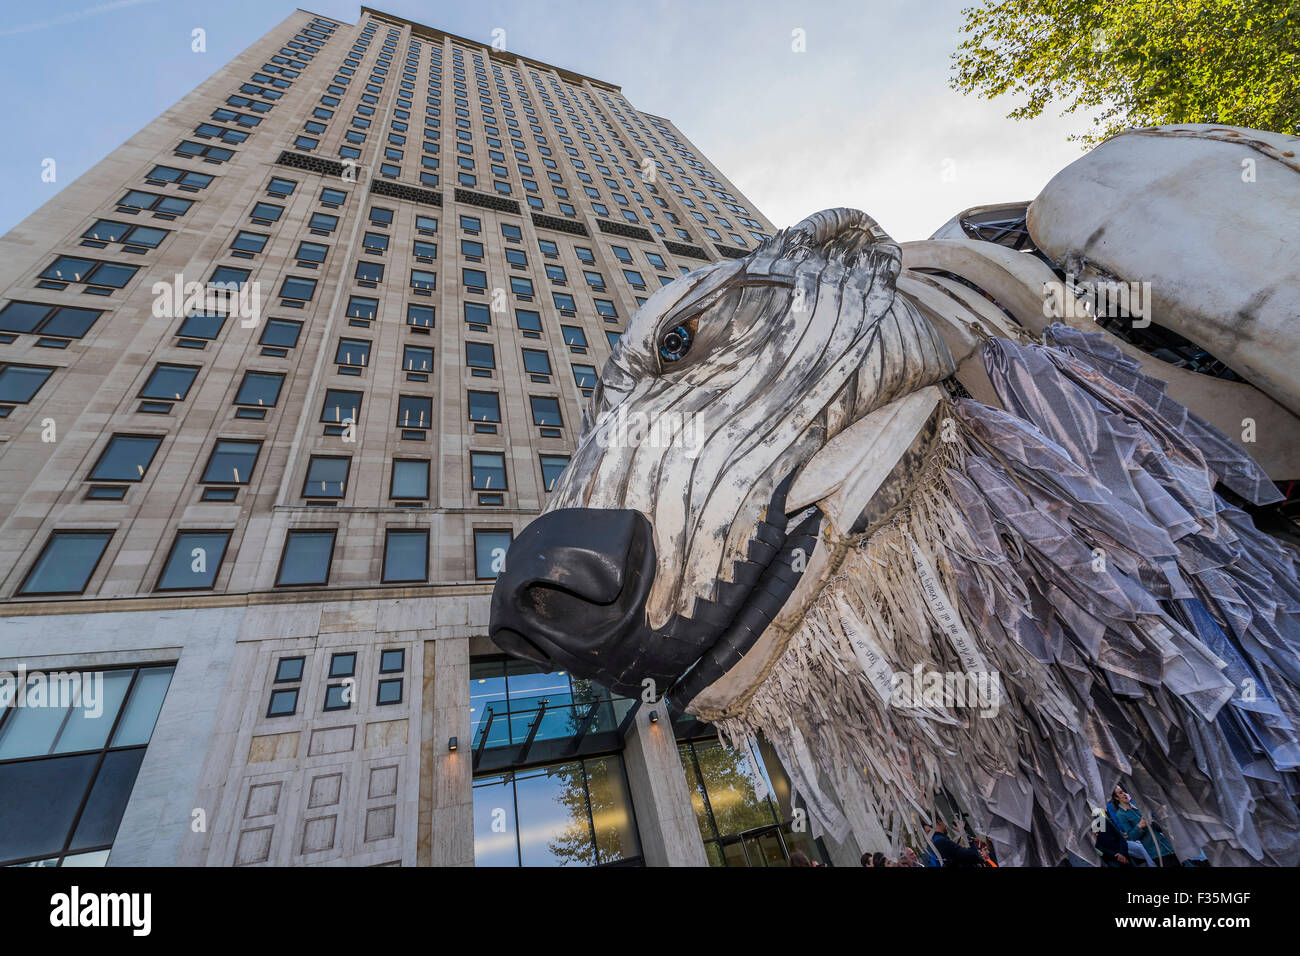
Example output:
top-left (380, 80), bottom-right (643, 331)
top-left (930, 818), bottom-right (986, 867)
top-left (1109, 784), bottom-right (1179, 867)
top-left (1095, 807), bottom-right (1134, 866)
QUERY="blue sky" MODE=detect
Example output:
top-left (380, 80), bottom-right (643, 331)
top-left (0, 0), bottom-right (1093, 240)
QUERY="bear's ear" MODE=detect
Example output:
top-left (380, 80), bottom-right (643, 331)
top-left (776, 207), bottom-right (902, 281)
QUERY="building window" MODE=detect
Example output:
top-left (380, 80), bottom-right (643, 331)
top-left (515, 309), bottom-right (542, 334)
top-left (402, 345), bottom-right (433, 380)
top-left (678, 738), bottom-right (824, 867)
top-left (156, 530), bottom-right (231, 590)
top-left (382, 529), bottom-right (428, 583)
top-left (89, 434), bottom-right (162, 482)
top-left (37, 256), bottom-right (138, 295)
top-left (396, 395), bottom-right (433, 431)
top-left (201, 439), bottom-right (261, 485)
top-left (467, 391), bottom-right (500, 426)
top-left (0, 302), bottom-right (103, 341)
top-left (377, 678), bottom-right (403, 705)
top-left (329, 653), bottom-right (356, 679)
top-left (406, 304), bottom-right (435, 331)
top-left (466, 341), bottom-right (495, 374)
top-left (355, 261), bottom-right (385, 284)
top-left (335, 337), bottom-right (371, 373)
top-left (275, 657), bottom-right (304, 682)
top-left (540, 454), bottom-right (570, 492)
top-left (320, 389), bottom-right (361, 434)
top-left (303, 456), bottom-right (350, 498)
top-left (275, 530), bottom-right (336, 586)
top-left (380, 649), bottom-right (405, 673)
top-left (471, 452), bottom-right (506, 491)
top-left (0, 663), bottom-right (176, 867)
top-left (267, 680), bottom-right (299, 717)
top-left (390, 459), bottom-right (429, 500)
top-left (530, 396), bottom-right (562, 427)
top-left (259, 318), bottom-right (302, 354)
top-left (474, 529), bottom-right (512, 579)
top-left (278, 276), bottom-right (317, 304)
top-left (231, 230), bottom-right (268, 254)
top-left (295, 241), bottom-right (328, 265)
top-left (233, 371), bottom-right (284, 417)
top-left (323, 684), bottom-right (351, 712)
top-left (0, 363), bottom-right (55, 411)
top-left (464, 303), bottom-right (490, 327)
top-left (472, 755), bottom-right (641, 866)
top-left (17, 531), bottom-right (113, 596)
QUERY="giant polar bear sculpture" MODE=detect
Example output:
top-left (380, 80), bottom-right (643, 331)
top-left (490, 125), bottom-right (1300, 866)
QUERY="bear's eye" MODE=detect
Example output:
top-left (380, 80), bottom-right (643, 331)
top-left (659, 319), bottom-right (696, 364)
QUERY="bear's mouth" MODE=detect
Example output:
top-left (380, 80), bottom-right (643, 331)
top-left (488, 473), bottom-right (822, 705)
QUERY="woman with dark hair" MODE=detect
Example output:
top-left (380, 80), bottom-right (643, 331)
top-left (790, 850), bottom-right (815, 867)
top-left (1108, 784), bottom-right (1179, 867)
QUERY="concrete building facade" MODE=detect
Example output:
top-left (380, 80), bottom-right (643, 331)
top-left (0, 7), bottom-right (855, 867)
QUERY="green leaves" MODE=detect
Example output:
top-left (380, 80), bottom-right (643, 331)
top-left (950, 0), bottom-right (1300, 144)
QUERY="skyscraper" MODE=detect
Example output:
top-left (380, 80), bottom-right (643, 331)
top-left (0, 7), bottom-right (843, 868)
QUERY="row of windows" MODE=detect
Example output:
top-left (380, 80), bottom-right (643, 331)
top-left (14, 525), bottom-right (516, 597)
top-left (267, 647), bottom-right (404, 718)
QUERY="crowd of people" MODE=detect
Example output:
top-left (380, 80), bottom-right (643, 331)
top-left (787, 782), bottom-right (1204, 867)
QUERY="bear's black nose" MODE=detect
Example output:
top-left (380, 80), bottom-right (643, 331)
top-left (489, 508), bottom-right (656, 686)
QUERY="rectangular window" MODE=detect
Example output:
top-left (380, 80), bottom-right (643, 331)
top-left (89, 434), bottom-right (163, 482)
top-left (530, 396), bottom-right (562, 427)
top-left (233, 371), bottom-right (284, 411)
top-left (474, 530), bottom-right (512, 579)
top-left (355, 261), bottom-right (384, 284)
top-left (231, 231), bottom-right (268, 254)
top-left (335, 337), bottom-right (370, 372)
top-left (466, 342), bottom-right (495, 371)
top-left (552, 292), bottom-right (576, 312)
top-left (390, 459), bottom-right (429, 500)
top-left (0, 363), bottom-right (55, 406)
top-left (561, 325), bottom-right (588, 350)
top-left (462, 268), bottom-right (487, 291)
top-left (279, 276), bottom-right (317, 302)
top-left (396, 395), bottom-right (432, 430)
top-left (515, 309), bottom-right (542, 334)
top-left (407, 303), bottom-right (435, 329)
top-left (382, 529), bottom-right (428, 583)
top-left (18, 531), bottom-right (113, 595)
top-left (39, 256), bottom-right (139, 291)
top-left (259, 318), bottom-right (302, 351)
top-left (0, 662), bottom-right (176, 866)
top-left (320, 389), bottom-right (361, 428)
top-left (540, 454), bottom-right (570, 492)
top-left (156, 530), bottom-right (231, 591)
top-left (275, 530), bottom-right (336, 586)
top-left (467, 391), bottom-right (500, 423)
top-left (295, 241), bottom-right (328, 265)
top-left (464, 302), bottom-right (490, 326)
top-left (201, 439), bottom-right (260, 485)
top-left (471, 452), bottom-right (506, 490)
top-left (303, 456), bottom-right (350, 498)
top-left (522, 349), bottom-right (552, 376)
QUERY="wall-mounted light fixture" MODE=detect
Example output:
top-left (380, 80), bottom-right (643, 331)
top-left (448, 736), bottom-right (458, 751)
top-left (649, 710), bottom-right (659, 723)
